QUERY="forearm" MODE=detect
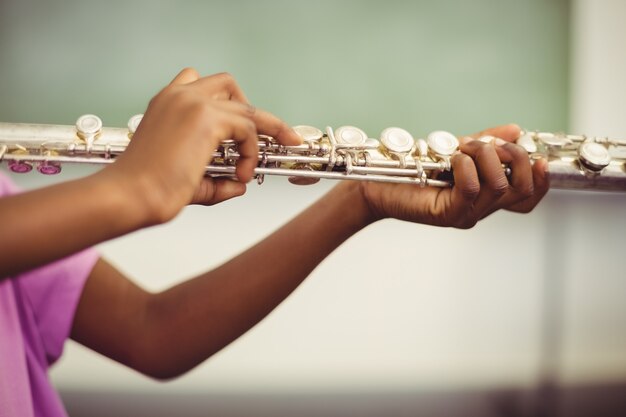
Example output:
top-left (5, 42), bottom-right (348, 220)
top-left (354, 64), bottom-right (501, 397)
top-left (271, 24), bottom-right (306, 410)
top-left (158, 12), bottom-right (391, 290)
top-left (141, 181), bottom-right (375, 379)
top-left (0, 170), bottom-right (148, 278)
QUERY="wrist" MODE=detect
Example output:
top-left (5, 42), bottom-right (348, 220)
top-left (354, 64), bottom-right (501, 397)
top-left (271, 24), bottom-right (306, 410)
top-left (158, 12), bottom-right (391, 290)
top-left (89, 168), bottom-right (161, 231)
top-left (332, 181), bottom-right (380, 230)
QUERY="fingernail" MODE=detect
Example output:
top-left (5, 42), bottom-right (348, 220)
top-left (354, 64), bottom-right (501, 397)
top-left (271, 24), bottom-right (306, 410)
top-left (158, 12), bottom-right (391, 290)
top-left (290, 127), bottom-right (304, 144)
top-left (459, 136), bottom-right (473, 145)
top-left (494, 138), bottom-right (507, 146)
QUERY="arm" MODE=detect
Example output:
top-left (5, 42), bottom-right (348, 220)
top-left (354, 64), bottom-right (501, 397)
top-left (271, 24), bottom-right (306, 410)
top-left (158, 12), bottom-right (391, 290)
top-left (71, 126), bottom-right (550, 380)
top-left (71, 181), bottom-right (371, 379)
top-left (0, 174), bottom-right (146, 278)
top-left (0, 69), bottom-right (301, 278)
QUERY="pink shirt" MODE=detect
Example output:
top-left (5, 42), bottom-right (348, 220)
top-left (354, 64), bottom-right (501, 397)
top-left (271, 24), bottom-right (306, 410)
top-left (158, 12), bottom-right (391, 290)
top-left (0, 172), bottom-right (99, 417)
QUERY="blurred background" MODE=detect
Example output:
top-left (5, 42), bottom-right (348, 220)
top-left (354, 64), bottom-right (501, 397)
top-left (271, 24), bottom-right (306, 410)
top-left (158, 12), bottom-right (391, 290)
top-left (1, 0), bottom-right (625, 416)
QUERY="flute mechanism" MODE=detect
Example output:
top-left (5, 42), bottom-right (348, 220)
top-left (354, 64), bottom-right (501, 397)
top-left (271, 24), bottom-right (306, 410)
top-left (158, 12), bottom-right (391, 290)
top-left (1, 114), bottom-right (625, 191)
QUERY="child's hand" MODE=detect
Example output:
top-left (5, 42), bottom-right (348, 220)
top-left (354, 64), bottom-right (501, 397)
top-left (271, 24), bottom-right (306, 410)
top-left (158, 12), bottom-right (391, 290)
top-left (104, 68), bottom-right (301, 225)
top-left (358, 124), bottom-right (549, 228)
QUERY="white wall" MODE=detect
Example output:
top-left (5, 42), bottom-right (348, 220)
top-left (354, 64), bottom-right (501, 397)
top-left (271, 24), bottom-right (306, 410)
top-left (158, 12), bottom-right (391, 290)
top-left (559, 0), bottom-right (626, 384)
top-left (571, 0), bottom-right (626, 137)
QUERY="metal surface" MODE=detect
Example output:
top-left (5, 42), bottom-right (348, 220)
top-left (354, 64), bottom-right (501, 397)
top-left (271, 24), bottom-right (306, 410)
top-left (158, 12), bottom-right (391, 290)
top-left (1, 115), bottom-right (625, 191)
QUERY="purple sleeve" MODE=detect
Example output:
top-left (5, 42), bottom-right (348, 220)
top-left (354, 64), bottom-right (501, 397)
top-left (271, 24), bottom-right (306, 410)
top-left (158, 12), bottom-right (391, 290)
top-left (1, 170), bottom-right (100, 364)
top-left (0, 170), bottom-right (19, 195)
top-left (17, 250), bottom-right (99, 364)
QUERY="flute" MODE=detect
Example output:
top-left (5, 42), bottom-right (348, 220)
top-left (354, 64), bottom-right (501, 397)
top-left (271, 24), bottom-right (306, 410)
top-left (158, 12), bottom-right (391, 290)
top-left (1, 114), bottom-right (625, 191)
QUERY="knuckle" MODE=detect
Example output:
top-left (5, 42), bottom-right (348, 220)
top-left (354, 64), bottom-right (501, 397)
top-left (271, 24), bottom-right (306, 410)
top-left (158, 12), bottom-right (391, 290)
top-left (215, 71), bottom-right (234, 80)
top-left (453, 153), bottom-right (473, 170)
top-left (459, 181), bottom-right (480, 201)
top-left (505, 142), bottom-right (531, 164)
top-left (243, 119), bottom-right (257, 137)
top-left (518, 183), bottom-right (535, 199)
top-left (490, 178), bottom-right (509, 197)
top-left (508, 142), bottom-right (526, 157)
top-left (475, 143), bottom-right (492, 160)
top-left (155, 87), bottom-right (197, 111)
top-left (243, 103), bottom-right (257, 117)
top-left (510, 142), bottom-right (529, 157)
top-left (214, 71), bottom-right (236, 86)
top-left (181, 66), bottom-right (198, 75)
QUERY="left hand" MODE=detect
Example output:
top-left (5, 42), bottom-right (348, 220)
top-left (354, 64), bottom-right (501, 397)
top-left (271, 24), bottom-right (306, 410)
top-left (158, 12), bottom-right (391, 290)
top-left (104, 68), bottom-right (302, 225)
top-left (359, 124), bottom-right (549, 229)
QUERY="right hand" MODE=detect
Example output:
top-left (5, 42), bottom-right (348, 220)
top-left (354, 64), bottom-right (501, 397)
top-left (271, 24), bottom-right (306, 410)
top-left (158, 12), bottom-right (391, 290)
top-left (102, 68), bottom-right (302, 225)
top-left (359, 124), bottom-right (549, 229)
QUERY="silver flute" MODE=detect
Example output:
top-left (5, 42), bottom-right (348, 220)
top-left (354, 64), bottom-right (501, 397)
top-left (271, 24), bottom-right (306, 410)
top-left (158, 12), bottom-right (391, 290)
top-left (1, 114), bottom-right (625, 191)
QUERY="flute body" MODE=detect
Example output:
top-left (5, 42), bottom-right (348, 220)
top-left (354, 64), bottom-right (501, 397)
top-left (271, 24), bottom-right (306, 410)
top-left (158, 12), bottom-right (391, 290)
top-left (1, 114), bottom-right (625, 192)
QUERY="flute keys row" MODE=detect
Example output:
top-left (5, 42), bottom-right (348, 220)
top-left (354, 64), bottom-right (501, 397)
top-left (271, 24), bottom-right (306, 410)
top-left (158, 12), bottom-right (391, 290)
top-left (6, 113), bottom-right (619, 178)
top-left (8, 114), bottom-right (144, 175)
top-left (293, 125), bottom-right (620, 174)
top-left (522, 131), bottom-right (616, 172)
top-left (75, 114), bottom-right (144, 137)
top-left (8, 155), bottom-right (62, 175)
top-left (292, 125), bottom-right (460, 159)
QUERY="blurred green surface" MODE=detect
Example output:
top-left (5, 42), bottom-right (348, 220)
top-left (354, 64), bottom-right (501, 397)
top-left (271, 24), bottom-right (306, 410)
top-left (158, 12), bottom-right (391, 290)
top-left (0, 0), bottom-right (569, 137)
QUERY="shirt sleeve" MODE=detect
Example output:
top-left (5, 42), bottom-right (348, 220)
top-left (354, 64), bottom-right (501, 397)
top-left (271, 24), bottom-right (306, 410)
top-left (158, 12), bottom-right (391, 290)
top-left (17, 249), bottom-right (100, 365)
top-left (0, 170), bottom-right (20, 195)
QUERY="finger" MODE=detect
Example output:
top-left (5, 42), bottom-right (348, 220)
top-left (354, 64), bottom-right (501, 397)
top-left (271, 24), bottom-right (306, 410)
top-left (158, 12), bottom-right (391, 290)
top-left (470, 124), bottom-right (522, 143)
top-left (212, 100), bottom-right (258, 118)
top-left (447, 153), bottom-right (480, 227)
top-left (219, 113), bottom-right (259, 183)
top-left (494, 141), bottom-right (534, 204)
top-left (461, 141), bottom-right (509, 216)
top-left (191, 177), bottom-right (247, 206)
top-left (169, 67), bottom-right (201, 86)
top-left (533, 158), bottom-right (550, 195)
top-left (252, 108), bottom-right (302, 146)
top-left (505, 158), bottom-right (550, 213)
top-left (212, 102), bottom-right (302, 146)
top-left (191, 72), bottom-right (250, 103)
top-left (474, 141), bottom-right (533, 218)
top-left (531, 158), bottom-right (550, 202)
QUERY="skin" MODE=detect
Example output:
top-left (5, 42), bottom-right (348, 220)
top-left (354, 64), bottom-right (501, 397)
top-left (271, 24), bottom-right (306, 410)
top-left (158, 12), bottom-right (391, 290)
top-left (0, 69), bottom-right (301, 277)
top-left (0, 68), bottom-right (549, 379)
